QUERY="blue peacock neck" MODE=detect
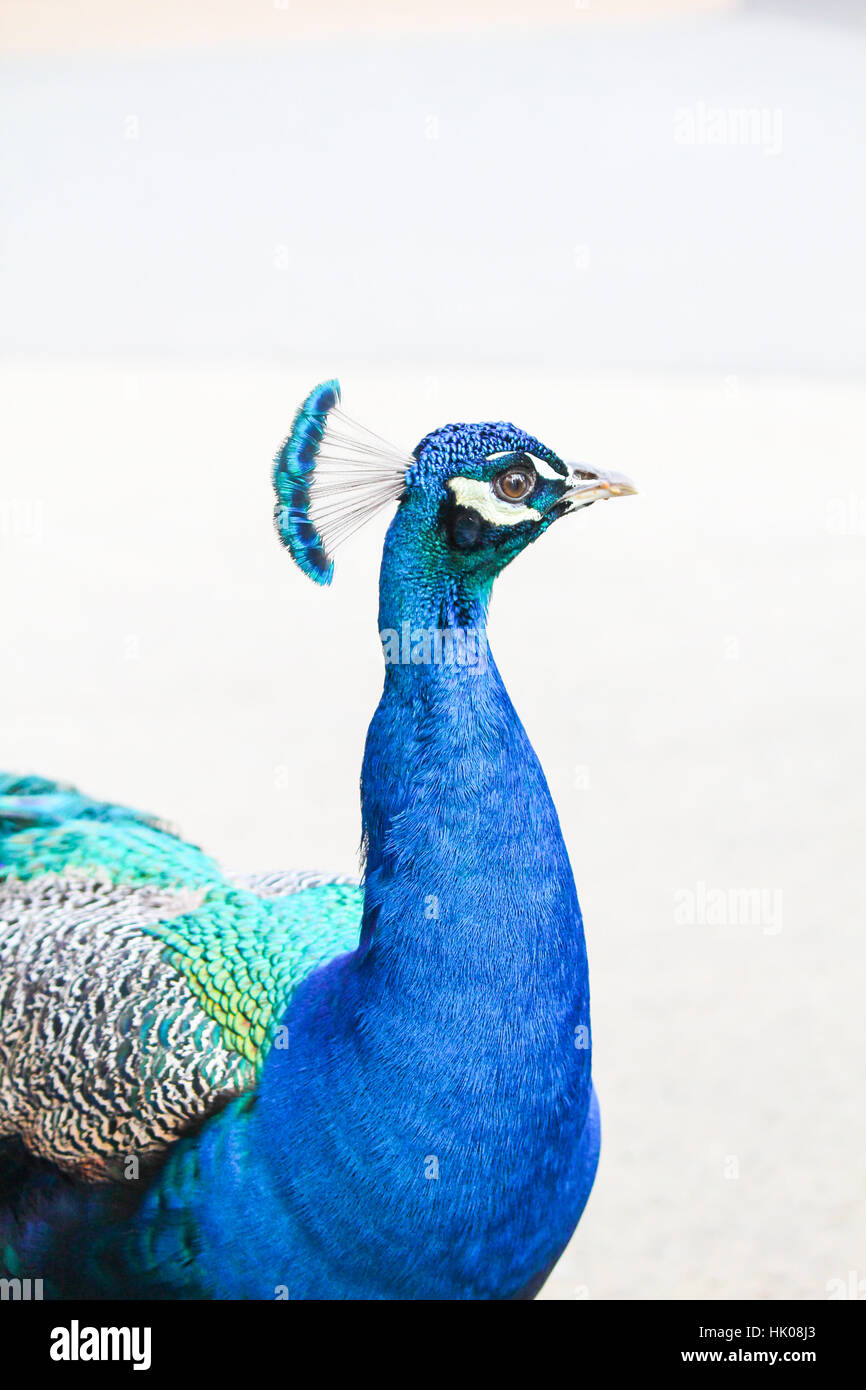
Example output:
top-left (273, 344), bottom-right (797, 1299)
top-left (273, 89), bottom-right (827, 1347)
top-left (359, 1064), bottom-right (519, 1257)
top-left (243, 510), bottom-right (597, 1297)
top-left (350, 506), bottom-right (591, 1048)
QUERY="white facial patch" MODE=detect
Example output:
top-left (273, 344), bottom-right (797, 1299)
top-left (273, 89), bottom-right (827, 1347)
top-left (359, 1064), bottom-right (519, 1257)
top-left (531, 457), bottom-right (564, 483)
top-left (447, 476), bottom-right (543, 526)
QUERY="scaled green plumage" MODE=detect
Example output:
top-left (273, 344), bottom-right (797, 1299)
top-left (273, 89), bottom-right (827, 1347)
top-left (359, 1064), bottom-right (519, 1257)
top-left (0, 778), bottom-right (362, 1175)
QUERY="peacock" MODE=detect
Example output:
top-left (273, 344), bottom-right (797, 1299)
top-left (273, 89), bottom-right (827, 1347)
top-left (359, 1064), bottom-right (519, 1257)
top-left (0, 381), bottom-right (635, 1299)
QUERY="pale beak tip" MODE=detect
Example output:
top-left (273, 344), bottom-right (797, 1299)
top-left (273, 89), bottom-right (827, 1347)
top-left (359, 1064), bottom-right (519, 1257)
top-left (605, 476), bottom-right (638, 498)
top-left (567, 465), bottom-right (638, 500)
top-left (560, 463), bottom-right (638, 514)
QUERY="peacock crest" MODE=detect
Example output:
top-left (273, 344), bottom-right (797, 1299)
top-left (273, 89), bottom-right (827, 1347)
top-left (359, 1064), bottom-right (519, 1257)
top-left (272, 380), bottom-right (411, 585)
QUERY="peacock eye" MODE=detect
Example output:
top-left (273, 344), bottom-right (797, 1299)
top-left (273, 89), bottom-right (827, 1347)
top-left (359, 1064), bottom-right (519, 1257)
top-left (492, 465), bottom-right (536, 503)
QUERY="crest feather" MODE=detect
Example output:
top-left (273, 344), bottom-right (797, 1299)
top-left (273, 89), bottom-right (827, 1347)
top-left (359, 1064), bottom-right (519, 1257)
top-left (273, 380), bottom-right (409, 585)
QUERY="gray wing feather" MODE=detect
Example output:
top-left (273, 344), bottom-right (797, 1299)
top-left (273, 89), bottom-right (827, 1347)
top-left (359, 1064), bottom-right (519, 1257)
top-left (0, 874), bottom-right (254, 1181)
top-left (0, 866), bottom-right (357, 1182)
top-left (228, 868), bottom-right (361, 897)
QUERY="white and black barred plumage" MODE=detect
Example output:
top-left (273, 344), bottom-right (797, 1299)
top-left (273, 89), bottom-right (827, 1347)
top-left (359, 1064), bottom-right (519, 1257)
top-left (0, 864), bottom-right (360, 1183)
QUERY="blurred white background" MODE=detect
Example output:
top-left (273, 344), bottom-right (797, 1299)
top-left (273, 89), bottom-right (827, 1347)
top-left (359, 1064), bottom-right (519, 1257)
top-left (1, 0), bottom-right (864, 1299)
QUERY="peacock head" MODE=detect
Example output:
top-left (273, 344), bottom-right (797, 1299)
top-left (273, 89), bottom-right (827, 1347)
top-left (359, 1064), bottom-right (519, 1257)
top-left (273, 380), bottom-right (635, 590)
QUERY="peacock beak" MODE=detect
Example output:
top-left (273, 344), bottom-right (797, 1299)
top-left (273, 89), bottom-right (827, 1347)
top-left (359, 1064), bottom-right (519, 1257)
top-left (560, 464), bottom-right (638, 511)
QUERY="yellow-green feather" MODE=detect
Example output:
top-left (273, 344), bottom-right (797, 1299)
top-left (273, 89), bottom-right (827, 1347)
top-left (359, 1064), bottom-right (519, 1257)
top-left (143, 884), bottom-right (362, 1068)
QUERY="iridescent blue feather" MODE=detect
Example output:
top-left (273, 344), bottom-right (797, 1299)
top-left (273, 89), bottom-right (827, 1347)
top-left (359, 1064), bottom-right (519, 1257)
top-left (272, 379), bottom-right (410, 585)
top-left (272, 379), bottom-right (342, 585)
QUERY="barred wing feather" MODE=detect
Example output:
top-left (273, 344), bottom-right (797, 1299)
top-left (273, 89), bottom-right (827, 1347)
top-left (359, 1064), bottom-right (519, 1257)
top-left (0, 777), bottom-right (362, 1183)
